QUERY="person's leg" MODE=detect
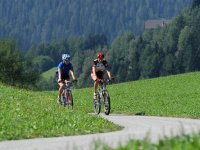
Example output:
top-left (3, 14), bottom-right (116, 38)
top-left (94, 80), bottom-right (98, 93)
top-left (57, 82), bottom-right (64, 104)
top-left (58, 82), bottom-right (64, 97)
top-left (91, 73), bottom-right (98, 99)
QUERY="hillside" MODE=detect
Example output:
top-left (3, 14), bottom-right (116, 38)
top-left (20, 1), bottom-right (200, 90)
top-left (1, 72), bottom-right (200, 141)
top-left (0, 0), bottom-right (192, 50)
top-left (41, 67), bottom-right (57, 80)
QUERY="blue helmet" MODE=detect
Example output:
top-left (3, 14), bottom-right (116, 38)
top-left (62, 54), bottom-right (71, 61)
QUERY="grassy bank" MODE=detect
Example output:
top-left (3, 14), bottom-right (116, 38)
top-left (109, 72), bottom-right (200, 118)
top-left (73, 71), bottom-right (200, 118)
top-left (0, 84), bottom-right (121, 141)
top-left (1, 71), bottom-right (200, 141)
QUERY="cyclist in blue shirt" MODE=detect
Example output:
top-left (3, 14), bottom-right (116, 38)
top-left (56, 54), bottom-right (77, 104)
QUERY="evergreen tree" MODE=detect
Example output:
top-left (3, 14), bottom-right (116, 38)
top-left (0, 40), bottom-right (39, 88)
top-left (192, 0), bottom-right (200, 9)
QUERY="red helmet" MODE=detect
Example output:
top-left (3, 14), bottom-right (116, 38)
top-left (97, 52), bottom-right (104, 60)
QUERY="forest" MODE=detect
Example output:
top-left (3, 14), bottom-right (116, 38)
top-left (0, 0), bottom-right (191, 50)
top-left (1, 0), bottom-right (200, 90)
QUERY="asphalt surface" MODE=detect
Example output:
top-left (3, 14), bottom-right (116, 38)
top-left (1, 114), bottom-right (200, 150)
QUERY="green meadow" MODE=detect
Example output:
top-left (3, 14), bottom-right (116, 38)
top-left (41, 67), bottom-right (57, 79)
top-left (110, 72), bottom-right (200, 118)
top-left (0, 85), bottom-right (120, 141)
top-left (1, 72), bottom-right (200, 148)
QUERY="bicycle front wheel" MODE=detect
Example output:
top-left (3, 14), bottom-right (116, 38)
top-left (93, 94), bottom-right (101, 114)
top-left (66, 91), bottom-right (73, 109)
top-left (69, 91), bottom-right (74, 109)
top-left (103, 91), bottom-right (110, 115)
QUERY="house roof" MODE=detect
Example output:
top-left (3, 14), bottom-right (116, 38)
top-left (144, 19), bottom-right (171, 29)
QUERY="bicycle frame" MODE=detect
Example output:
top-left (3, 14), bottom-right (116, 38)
top-left (98, 79), bottom-right (107, 98)
top-left (62, 80), bottom-right (74, 109)
top-left (94, 79), bottom-right (111, 115)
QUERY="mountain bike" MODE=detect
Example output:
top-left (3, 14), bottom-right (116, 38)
top-left (93, 79), bottom-right (111, 115)
top-left (61, 80), bottom-right (77, 109)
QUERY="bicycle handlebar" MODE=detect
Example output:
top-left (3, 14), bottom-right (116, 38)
top-left (65, 80), bottom-right (77, 86)
top-left (98, 79), bottom-right (113, 84)
top-left (58, 79), bottom-right (78, 83)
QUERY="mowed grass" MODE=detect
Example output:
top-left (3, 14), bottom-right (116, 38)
top-left (109, 72), bottom-right (200, 118)
top-left (1, 71), bottom-right (200, 141)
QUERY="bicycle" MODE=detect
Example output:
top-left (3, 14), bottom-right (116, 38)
top-left (61, 80), bottom-right (77, 109)
top-left (93, 79), bottom-right (111, 115)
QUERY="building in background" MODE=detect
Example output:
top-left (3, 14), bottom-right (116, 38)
top-left (144, 19), bottom-right (171, 29)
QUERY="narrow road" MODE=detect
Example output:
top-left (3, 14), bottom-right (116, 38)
top-left (1, 114), bottom-right (200, 150)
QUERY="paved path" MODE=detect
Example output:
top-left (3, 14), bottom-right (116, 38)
top-left (1, 114), bottom-right (200, 150)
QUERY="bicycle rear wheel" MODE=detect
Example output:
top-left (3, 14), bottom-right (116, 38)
top-left (93, 93), bottom-right (101, 114)
top-left (103, 91), bottom-right (110, 115)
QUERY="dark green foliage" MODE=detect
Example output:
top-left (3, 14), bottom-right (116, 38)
top-left (84, 34), bottom-right (108, 50)
top-left (109, 5), bottom-right (200, 84)
top-left (0, 0), bottom-right (192, 50)
top-left (33, 4), bottom-right (200, 90)
top-left (2, 1), bottom-right (200, 90)
top-left (35, 4), bottom-right (200, 89)
top-left (0, 40), bottom-right (39, 88)
top-left (192, 0), bottom-right (200, 8)
top-left (32, 55), bottom-right (55, 73)
top-left (109, 32), bottom-right (135, 82)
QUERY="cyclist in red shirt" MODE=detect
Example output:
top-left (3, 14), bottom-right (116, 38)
top-left (91, 52), bottom-right (113, 99)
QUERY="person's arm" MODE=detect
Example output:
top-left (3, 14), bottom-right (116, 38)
top-left (92, 66), bottom-right (97, 81)
top-left (70, 69), bottom-right (77, 80)
top-left (106, 70), bottom-right (113, 80)
top-left (58, 68), bottom-right (62, 82)
top-left (104, 61), bottom-right (112, 80)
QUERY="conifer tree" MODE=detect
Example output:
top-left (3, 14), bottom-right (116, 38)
top-left (192, 0), bottom-right (200, 9)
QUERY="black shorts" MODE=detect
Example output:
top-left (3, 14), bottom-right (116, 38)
top-left (61, 74), bottom-right (70, 80)
top-left (96, 71), bottom-right (104, 79)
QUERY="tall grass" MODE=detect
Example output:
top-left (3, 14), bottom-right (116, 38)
top-left (95, 133), bottom-right (200, 150)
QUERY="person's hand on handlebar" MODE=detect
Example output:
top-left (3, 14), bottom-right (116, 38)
top-left (73, 79), bottom-right (78, 82)
top-left (57, 79), bottom-right (62, 83)
top-left (109, 77), bottom-right (114, 82)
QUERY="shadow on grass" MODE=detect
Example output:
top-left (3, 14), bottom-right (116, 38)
top-left (135, 111), bottom-right (145, 116)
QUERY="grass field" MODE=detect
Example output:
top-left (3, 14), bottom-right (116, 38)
top-left (41, 67), bottom-right (57, 80)
top-left (1, 72), bottom-right (200, 148)
top-left (109, 71), bottom-right (200, 118)
top-left (0, 85), bottom-right (121, 141)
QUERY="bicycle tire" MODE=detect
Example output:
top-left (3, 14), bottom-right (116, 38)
top-left (62, 94), bottom-right (66, 106)
top-left (69, 91), bottom-right (73, 109)
top-left (63, 89), bottom-right (68, 107)
top-left (103, 91), bottom-right (110, 115)
top-left (93, 93), bottom-right (101, 114)
top-left (66, 91), bottom-right (73, 109)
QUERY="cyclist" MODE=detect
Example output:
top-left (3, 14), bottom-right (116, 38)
top-left (56, 54), bottom-right (77, 104)
top-left (91, 52), bottom-right (113, 100)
